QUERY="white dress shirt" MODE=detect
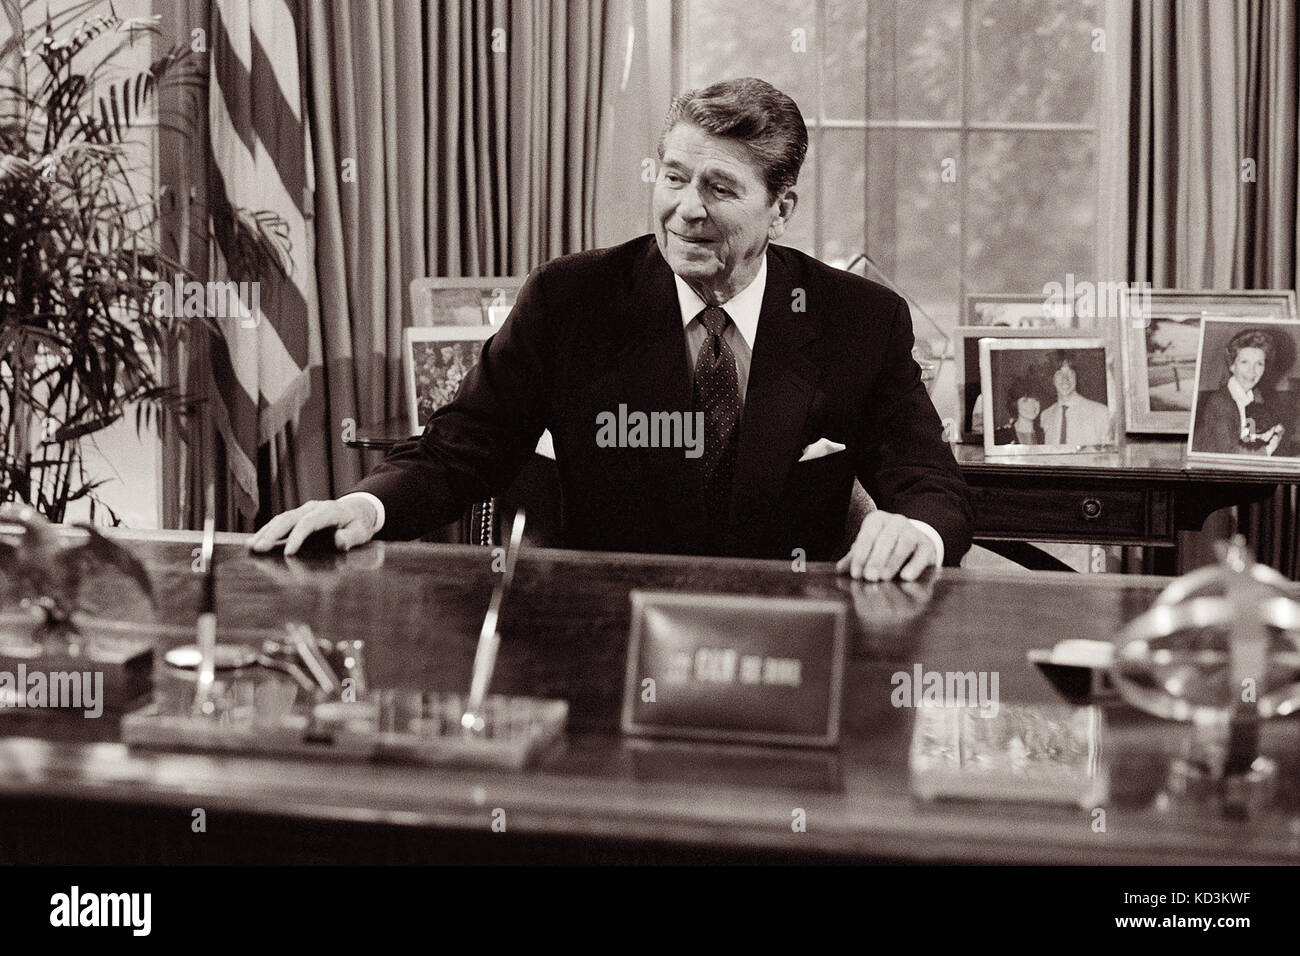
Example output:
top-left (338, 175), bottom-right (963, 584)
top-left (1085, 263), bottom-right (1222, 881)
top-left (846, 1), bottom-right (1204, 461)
top-left (1227, 377), bottom-right (1254, 438)
top-left (1041, 393), bottom-right (1111, 445)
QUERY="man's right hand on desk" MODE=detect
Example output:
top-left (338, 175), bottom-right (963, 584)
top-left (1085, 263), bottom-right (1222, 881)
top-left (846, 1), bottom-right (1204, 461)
top-left (247, 493), bottom-right (384, 556)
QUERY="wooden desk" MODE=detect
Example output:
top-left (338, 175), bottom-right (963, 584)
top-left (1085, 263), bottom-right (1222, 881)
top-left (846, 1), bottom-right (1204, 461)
top-left (955, 440), bottom-right (1283, 572)
top-left (2, 528), bottom-right (1299, 864)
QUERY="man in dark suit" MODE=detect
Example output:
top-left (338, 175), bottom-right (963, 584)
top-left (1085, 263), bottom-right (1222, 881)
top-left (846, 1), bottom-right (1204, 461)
top-left (251, 77), bottom-right (971, 580)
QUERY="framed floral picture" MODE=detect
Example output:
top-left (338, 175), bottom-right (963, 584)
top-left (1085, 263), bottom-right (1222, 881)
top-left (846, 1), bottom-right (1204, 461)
top-left (404, 326), bottom-right (495, 429)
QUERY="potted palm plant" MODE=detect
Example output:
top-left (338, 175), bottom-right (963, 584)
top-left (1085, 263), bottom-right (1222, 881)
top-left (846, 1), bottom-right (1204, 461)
top-left (0, 0), bottom-right (285, 523)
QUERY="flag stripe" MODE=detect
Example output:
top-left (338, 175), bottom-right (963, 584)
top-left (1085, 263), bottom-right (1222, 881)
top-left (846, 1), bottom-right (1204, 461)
top-left (206, 159), bottom-right (312, 372)
top-left (211, 8), bottom-right (307, 212)
top-left (210, 7), bottom-right (254, 155)
top-left (250, 35), bottom-right (306, 204)
top-left (208, 0), bottom-right (318, 516)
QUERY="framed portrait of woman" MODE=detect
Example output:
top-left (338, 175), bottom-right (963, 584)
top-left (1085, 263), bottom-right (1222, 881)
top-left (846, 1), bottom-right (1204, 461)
top-left (1186, 316), bottom-right (1300, 468)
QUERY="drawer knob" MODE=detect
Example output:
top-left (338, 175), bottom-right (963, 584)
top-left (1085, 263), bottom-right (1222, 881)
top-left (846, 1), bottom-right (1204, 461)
top-left (1080, 497), bottom-right (1103, 520)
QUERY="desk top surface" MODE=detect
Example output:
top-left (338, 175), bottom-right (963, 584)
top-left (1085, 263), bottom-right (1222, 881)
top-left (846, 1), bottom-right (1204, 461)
top-left (3, 528), bottom-right (1298, 864)
top-left (955, 439), bottom-right (1298, 483)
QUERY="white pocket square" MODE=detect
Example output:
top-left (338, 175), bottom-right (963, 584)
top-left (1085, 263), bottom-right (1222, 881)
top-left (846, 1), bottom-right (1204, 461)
top-left (798, 438), bottom-right (847, 462)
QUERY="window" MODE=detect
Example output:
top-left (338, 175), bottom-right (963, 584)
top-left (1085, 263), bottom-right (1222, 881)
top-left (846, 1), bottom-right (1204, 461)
top-left (676, 0), bottom-right (1111, 355)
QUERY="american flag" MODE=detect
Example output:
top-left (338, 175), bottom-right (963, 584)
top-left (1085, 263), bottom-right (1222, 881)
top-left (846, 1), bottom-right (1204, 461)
top-left (206, 0), bottom-right (318, 518)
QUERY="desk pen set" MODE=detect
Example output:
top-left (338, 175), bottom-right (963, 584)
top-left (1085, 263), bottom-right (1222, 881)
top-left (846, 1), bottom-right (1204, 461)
top-left (1, 502), bottom-right (566, 769)
top-left (123, 508), bottom-right (567, 769)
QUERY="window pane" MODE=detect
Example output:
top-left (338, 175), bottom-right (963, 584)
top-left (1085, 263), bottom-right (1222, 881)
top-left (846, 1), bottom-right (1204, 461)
top-left (823, 0), bottom-right (866, 120)
top-left (780, 134), bottom-right (817, 256)
top-left (969, 0), bottom-right (1100, 123)
top-left (866, 0), bottom-right (962, 121)
top-left (966, 131), bottom-right (1096, 293)
top-left (865, 130), bottom-right (961, 327)
top-left (681, 0), bottom-right (818, 115)
top-left (818, 129), bottom-right (865, 268)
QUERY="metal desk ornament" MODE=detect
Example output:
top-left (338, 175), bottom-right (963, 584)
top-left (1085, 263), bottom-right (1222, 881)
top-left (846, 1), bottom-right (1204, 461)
top-left (1111, 535), bottom-right (1300, 813)
top-left (124, 507), bottom-right (568, 769)
top-left (0, 503), bottom-right (155, 711)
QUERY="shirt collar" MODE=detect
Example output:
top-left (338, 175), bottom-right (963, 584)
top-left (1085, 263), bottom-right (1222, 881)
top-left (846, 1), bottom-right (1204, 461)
top-left (1228, 377), bottom-right (1254, 406)
top-left (672, 254), bottom-right (766, 351)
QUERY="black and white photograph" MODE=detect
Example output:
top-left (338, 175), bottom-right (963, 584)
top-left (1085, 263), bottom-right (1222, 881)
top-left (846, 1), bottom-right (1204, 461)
top-left (410, 276), bottom-right (524, 328)
top-left (965, 292), bottom-right (1077, 329)
top-left (1187, 316), bottom-right (1300, 466)
top-left (980, 339), bottom-right (1119, 454)
top-left (4, 0), bottom-right (1300, 925)
top-left (1121, 290), bottom-right (1297, 433)
top-left (954, 326), bottom-right (1093, 440)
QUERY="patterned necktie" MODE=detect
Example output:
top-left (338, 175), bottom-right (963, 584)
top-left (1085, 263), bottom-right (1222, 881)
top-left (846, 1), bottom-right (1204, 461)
top-left (692, 306), bottom-right (741, 550)
top-left (1059, 405), bottom-right (1069, 443)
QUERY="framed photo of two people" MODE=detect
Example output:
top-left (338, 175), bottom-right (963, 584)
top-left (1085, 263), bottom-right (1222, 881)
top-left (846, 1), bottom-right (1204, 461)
top-left (979, 338), bottom-right (1120, 456)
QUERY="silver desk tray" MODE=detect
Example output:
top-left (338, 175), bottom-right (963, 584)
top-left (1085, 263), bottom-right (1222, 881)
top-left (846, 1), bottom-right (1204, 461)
top-left (123, 693), bottom-right (568, 770)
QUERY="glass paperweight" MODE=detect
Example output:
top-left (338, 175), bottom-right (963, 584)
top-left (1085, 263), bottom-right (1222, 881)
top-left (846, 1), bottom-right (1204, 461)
top-left (909, 703), bottom-right (1107, 808)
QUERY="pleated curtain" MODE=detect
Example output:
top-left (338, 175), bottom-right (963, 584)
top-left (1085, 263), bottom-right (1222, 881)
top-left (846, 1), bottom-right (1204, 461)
top-left (301, 0), bottom-right (612, 496)
top-left (1130, 0), bottom-right (1300, 576)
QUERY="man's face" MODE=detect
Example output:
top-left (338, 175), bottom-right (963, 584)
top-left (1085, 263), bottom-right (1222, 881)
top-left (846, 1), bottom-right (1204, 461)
top-left (653, 122), bottom-right (795, 301)
top-left (1052, 362), bottom-right (1077, 399)
top-left (1230, 347), bottom-right (1267, 391)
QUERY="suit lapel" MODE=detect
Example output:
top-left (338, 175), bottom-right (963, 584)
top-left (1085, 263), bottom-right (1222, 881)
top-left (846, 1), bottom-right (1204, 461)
top-left (615, 243), bottom-right (706, 552)
top-left (725, 246), bottom-right (823, 556)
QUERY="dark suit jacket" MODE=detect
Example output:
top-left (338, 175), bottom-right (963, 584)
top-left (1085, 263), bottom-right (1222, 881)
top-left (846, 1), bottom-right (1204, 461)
top-left (1192, 387), bottom-right (1245, 454)
top-left (1192, 386), bottom-right (1288, 454)
top-left (354, 236), bottom-right (973, 564)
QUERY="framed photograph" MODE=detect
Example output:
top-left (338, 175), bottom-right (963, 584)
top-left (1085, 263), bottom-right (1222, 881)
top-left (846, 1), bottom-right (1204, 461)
top-left (408, 276), bottom-right (524, 328)
top-left (1186, 316), bottom-right (1300, 468)
top-left (404, 326), bottom-right (495, 429)
top-left (1122, 290), bottom-right (1297, 434)
top-left (965, 293), bottom-right (1077, 329)
top-left (980, 338), bottom-right (1120, 456)
top-left (954, 327), bottom-right (1095, 441)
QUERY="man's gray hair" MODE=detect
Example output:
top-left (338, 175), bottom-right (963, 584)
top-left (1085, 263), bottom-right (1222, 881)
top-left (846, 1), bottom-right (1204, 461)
top-left (657, 77), bottom-right (808, 200)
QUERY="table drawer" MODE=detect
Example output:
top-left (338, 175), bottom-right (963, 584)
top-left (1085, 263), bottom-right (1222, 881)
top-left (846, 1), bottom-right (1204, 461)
top-left (969, 484), bottom-right (1172, 542)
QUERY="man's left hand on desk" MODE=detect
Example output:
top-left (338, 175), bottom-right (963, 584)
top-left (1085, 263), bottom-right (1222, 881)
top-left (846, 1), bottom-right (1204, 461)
top-left (836, 509), bottom-right (939, 582)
